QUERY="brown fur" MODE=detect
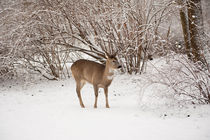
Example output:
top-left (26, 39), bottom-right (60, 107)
top-left (71, 56), bottom-right (121, 108)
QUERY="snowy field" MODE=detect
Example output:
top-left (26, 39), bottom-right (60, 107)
top-left (0, 59), bottom-right (210, 140)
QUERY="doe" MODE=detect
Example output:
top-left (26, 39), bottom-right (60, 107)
top-left (71, 53), bottom-right (121, 108)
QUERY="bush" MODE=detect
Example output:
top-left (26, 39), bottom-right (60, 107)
top-left (145, 54), bottom-right (210, 104)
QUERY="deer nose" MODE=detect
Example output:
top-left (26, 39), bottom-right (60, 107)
top-left (118, 65), bottom-right (122, 69)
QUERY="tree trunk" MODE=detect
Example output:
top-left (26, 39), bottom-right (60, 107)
top-left (177, 0), bottom-right (191, 59)
top-left (187, 0), bottom-right (201, 62)
top-left (178, 0), bottom-right (207, 64)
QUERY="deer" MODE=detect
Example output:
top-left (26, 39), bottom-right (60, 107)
top-left (71, 52), bottom-right (122, 108)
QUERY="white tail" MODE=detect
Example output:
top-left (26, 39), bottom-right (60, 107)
top-left (71, 53), bottom-right (121, 108)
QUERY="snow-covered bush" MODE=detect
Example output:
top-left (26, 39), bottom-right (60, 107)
top-left (0, 0), bottom-right (179, 80)
top-left (145, 54), bottom-right (210, 104)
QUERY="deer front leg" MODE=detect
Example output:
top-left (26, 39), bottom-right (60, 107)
top-left (93, 85), bottom-right (99, 108)
top-left (104, 87), bottom-right (110, 108)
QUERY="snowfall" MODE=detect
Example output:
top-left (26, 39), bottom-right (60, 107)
top-left (0, 58), bottom-right (210, 140)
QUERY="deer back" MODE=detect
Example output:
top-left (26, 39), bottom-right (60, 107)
top-left (71, 59), bottom-right (106, 84)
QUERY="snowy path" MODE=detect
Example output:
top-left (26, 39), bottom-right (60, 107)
top-left (0, 75), bottom-right (210, 140)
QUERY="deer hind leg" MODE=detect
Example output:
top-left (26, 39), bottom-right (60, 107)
top-left (76, 80), bottom-right (85, 108)
top-left (93, 85), bottom-right (99, 108)
top-left (104, 87), bottom-right (110, 108)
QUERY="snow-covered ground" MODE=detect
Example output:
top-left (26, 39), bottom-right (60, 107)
top-left (0, 59), bottom-right (210, 140)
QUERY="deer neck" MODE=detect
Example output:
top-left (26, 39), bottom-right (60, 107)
top-left (103, 62), bottom-right (114, 81)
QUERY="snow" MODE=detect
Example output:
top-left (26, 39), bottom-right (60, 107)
top-left (0, 61), bottom-right (210, 140)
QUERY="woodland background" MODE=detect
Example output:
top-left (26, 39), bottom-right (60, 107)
top-left (0, 0), bottom-right (209, 103)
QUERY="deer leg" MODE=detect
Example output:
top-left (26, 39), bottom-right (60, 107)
top-left (76, 81), bottom-right (85, 108)
top-left (93, 85), bottom-right (99, 108)
top-left (104, 87), bottom-right (110, 108)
